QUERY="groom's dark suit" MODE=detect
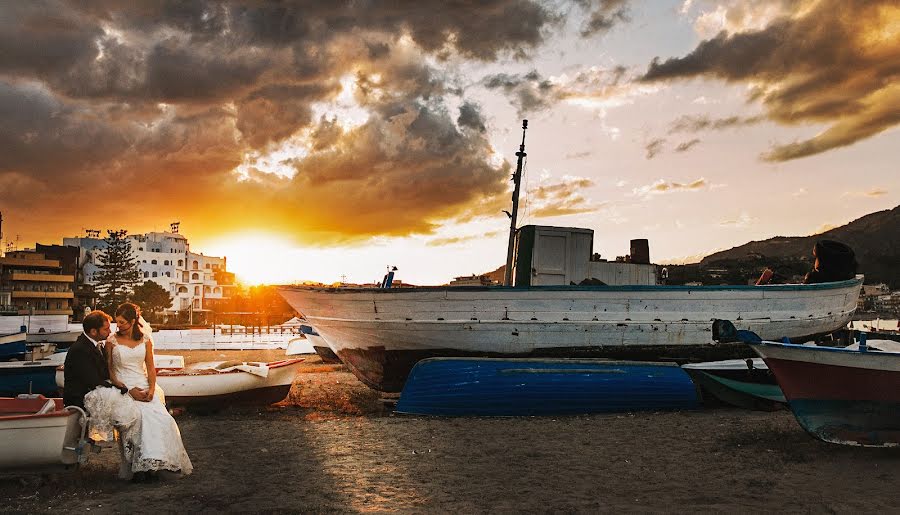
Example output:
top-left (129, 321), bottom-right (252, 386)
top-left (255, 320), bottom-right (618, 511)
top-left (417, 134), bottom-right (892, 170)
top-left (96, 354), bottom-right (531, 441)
top-left (63, 333), bottom-right (110, 409)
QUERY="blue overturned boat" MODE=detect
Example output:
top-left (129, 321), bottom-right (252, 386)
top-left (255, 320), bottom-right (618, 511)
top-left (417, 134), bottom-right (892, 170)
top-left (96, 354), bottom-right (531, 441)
top-left (0, 332), bottom-right (27, 361)
top-left (0, 352), bottom-right (66, 396)
top-left (396, 357), bottom-right (699, 416)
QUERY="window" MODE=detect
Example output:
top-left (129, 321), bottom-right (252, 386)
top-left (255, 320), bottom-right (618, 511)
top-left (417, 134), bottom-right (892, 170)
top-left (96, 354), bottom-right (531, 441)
top-left (192, 260), bottom-right (199, 269)
top-left (164, 260), bottom-right (169, 266)
top-left (204, 286), bottom-right (211, 293)
top-left (205, 264), bottom-right (210, 269)
top-left (151, 260), bottom-right (157, 265)
top-left (144, 272), bottom-right (149, 278)
top-left (178, 260), bottom-right (183, 267)
top-left (166, 272), bottom-right (171, 277)
top-left (191, 273), bottom-right (199, 280)
top-left (178, 286), bottom-right (187, 293)
top-left (152, 272), bottom-right (158, 277)
top-left (214, 287), bottom-right (221, 294)
top-left (194, 286), bottom-right (200, 295)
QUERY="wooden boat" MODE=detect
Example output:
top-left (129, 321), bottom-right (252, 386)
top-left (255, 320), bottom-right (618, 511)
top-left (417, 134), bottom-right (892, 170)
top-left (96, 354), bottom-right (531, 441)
top-left (0, 395), bottom-right (89, 471)
top-left (0, 332), bottom-right (27, 361)
top-left (56, 358), bottom-right (304, 408)
top-left (278, 277), bottom-right (863, 392)
top-left (157, 359), bottom-right (304, 407)
top-left (300, 324), bottom-right (342, 363)
top-left (749, 337), bottom-right (900, 447)
top-left (395, 357), bottom-right (699, 416)
top-left (26, 330), bottom-right (81, 348)
top-left (682, 358), bottom-right (785, 411)
top-left (0, 352), bottom-right (67, 397)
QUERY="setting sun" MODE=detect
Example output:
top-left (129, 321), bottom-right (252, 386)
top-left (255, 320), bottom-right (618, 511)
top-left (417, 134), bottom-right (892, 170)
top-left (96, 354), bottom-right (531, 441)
top-left (203, 233), bottom-right (308, 285)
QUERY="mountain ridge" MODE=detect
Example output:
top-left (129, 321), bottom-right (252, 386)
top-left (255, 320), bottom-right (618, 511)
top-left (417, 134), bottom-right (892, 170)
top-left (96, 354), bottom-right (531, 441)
top-left (697, 204), bottom-right (900, 287)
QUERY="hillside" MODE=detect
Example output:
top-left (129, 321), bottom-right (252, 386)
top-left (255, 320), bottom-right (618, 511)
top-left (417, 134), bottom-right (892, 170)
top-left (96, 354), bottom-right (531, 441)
top-left (696, 205), bottom-right (900, 287)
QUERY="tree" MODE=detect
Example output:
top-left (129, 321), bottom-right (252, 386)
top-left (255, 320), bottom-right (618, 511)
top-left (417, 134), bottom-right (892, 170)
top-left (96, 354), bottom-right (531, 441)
top-left (130, 281), bottom-right (173, 323)
top-left (94, 229), bottom-right (141, 313)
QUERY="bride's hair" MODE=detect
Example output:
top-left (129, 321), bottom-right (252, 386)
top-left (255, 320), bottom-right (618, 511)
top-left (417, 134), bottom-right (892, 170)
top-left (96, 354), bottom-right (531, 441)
top-left (115, 302), bottom-right (143, 341)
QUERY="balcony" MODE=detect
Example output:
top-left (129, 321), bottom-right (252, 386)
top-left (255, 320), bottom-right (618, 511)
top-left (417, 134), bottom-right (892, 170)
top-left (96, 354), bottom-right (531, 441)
top-left (8, 273), bottom-right (75, 282)
top-left (11, 291), bottom-right (75, 299)
top-left (17, 308), bottom-right (73, 316)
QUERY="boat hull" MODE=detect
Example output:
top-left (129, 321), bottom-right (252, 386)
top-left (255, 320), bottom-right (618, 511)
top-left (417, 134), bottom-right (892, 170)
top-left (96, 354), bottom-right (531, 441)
top-left (279, 278), bottom-right (862, 392)
top-left (0, 397), bottom-right (83, 469)
top-left (0, 355), bottom-right (66, 396)
top-left (396, 358), bottom-right (699, 416)
top-left (0, 332), bottom-right (27, 361)
top-left (156, 359), bottom-right (304, 407)
top-left (682, 359), bottom-right (785, 411)
top-left (752, 342), bottom-right (900, 446)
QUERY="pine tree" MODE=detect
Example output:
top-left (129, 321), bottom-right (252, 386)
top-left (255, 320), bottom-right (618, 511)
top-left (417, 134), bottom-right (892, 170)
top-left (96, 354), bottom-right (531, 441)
top-left (94, 229), bottom-right (141, 313)
top-left (130, 281), bottom-right (173, 322)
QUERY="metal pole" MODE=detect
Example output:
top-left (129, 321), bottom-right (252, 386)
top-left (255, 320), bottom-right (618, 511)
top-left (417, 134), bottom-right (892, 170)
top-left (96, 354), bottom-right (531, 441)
top-left (504, 120), bottom-right (528, 286)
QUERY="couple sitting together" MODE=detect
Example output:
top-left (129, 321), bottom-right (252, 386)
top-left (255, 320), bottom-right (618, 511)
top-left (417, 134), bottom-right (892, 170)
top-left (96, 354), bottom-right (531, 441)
top-left (63, 302), bottom-right (192, 481)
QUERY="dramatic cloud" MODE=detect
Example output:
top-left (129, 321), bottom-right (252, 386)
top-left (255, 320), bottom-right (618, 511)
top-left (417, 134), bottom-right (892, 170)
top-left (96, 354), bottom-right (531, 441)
top-left (0, 1), bottom-right (566, 244)
top-left (482, 66), bottom-right (635, 115)
top-left (576, 0), bottom-right (631, 37)
top-left (631, 178), bottom-right (709, 198)
top-left (642, 0), bottom-right (900, 161)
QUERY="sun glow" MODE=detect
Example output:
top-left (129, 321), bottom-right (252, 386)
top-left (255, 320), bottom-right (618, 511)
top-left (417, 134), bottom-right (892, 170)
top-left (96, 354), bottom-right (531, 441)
top-left (203, 233), bottom-right (310, 285)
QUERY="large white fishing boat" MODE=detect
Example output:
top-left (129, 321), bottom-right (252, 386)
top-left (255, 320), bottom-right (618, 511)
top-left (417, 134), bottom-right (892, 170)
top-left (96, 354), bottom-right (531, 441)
top-left (278, 277), bottom-right (862, 392)
top-left (278, 122), bottom-right (863, 392)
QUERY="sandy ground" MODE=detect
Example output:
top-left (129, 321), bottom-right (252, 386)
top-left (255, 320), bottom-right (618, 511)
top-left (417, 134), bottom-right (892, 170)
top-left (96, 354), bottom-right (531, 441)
top-left (2, 350), bottom-right (899, 513)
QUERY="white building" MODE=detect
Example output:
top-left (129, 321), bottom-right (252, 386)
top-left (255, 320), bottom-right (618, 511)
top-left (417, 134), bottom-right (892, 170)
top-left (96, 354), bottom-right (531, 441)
top-left (63, 229), bottom-right (235, 315)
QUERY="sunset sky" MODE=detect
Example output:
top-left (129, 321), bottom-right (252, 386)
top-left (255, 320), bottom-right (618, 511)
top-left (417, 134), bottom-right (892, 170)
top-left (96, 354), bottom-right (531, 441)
top-left (1, 1), bottom-right (897, 285)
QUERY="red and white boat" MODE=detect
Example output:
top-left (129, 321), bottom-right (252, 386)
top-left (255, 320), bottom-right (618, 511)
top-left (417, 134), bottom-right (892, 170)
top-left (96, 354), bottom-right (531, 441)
top-left (0, 395), bottom-right (89, 471)
top-left (750, 338), bottom-right (900, 447)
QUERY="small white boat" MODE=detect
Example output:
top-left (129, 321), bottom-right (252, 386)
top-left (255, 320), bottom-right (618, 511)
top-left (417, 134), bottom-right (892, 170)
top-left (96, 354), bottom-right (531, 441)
top-left (0, 395), bottom-right (89, 471)
top-left (56, 358), bottom-right (305, 408)
top-left (156, 358), bottom-right (305, 407)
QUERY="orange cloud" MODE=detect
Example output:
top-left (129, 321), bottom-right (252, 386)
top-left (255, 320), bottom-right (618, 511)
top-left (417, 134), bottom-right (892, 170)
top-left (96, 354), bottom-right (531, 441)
top-left (643, 0), bottom-right (900, 161)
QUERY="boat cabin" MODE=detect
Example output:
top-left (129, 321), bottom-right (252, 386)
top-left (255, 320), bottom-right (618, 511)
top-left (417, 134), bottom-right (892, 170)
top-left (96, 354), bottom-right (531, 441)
top-left (512, 225), bottom-right (657, 287)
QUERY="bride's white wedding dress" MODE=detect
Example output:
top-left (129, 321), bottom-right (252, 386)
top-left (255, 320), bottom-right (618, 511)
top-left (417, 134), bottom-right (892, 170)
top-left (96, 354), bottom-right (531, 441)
top-left (85, 334), bottom-right (193, 478)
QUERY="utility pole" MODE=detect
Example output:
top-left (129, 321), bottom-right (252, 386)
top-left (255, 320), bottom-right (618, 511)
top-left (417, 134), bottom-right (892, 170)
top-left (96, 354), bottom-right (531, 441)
top-left (504, 120), bottom-right (528, 287)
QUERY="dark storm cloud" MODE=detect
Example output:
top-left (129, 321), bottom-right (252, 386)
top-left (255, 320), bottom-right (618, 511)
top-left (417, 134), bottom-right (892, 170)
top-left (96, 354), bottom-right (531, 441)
top-left (576, 0), bottom-right (630, 37)
top-left (641, 0), bottom-right (900, 161)
top-left (457, 102), bottom-right (487, 133)
top-left (0, 1), bottom-right (568, 244)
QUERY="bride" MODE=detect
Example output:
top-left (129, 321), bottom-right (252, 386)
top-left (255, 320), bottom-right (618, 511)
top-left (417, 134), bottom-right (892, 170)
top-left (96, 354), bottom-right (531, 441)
top-left (85, 302), bottom-right (192, 480)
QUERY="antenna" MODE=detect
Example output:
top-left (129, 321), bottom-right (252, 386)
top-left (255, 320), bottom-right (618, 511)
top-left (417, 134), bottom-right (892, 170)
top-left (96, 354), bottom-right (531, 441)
top-left (504, 120), bottom-right (528, 287)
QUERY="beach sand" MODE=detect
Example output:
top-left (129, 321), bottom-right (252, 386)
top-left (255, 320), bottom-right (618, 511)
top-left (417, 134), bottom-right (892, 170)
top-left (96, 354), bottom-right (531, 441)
top-left (2, 349), bottom-right (899, 513)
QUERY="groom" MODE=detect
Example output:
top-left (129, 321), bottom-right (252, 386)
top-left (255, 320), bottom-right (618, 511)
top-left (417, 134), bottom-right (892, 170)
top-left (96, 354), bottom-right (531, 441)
top-left (63, 310), bottom-right (138, 408)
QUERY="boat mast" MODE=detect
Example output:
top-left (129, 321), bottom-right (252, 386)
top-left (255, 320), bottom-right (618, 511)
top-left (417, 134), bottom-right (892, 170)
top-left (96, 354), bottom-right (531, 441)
top-left (504, 120), bottom-right (528, 286)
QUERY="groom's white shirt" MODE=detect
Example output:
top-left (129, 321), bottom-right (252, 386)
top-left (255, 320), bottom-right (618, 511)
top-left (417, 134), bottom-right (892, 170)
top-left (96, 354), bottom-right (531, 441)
top-left (83, 331), bottom-right (103, 351)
